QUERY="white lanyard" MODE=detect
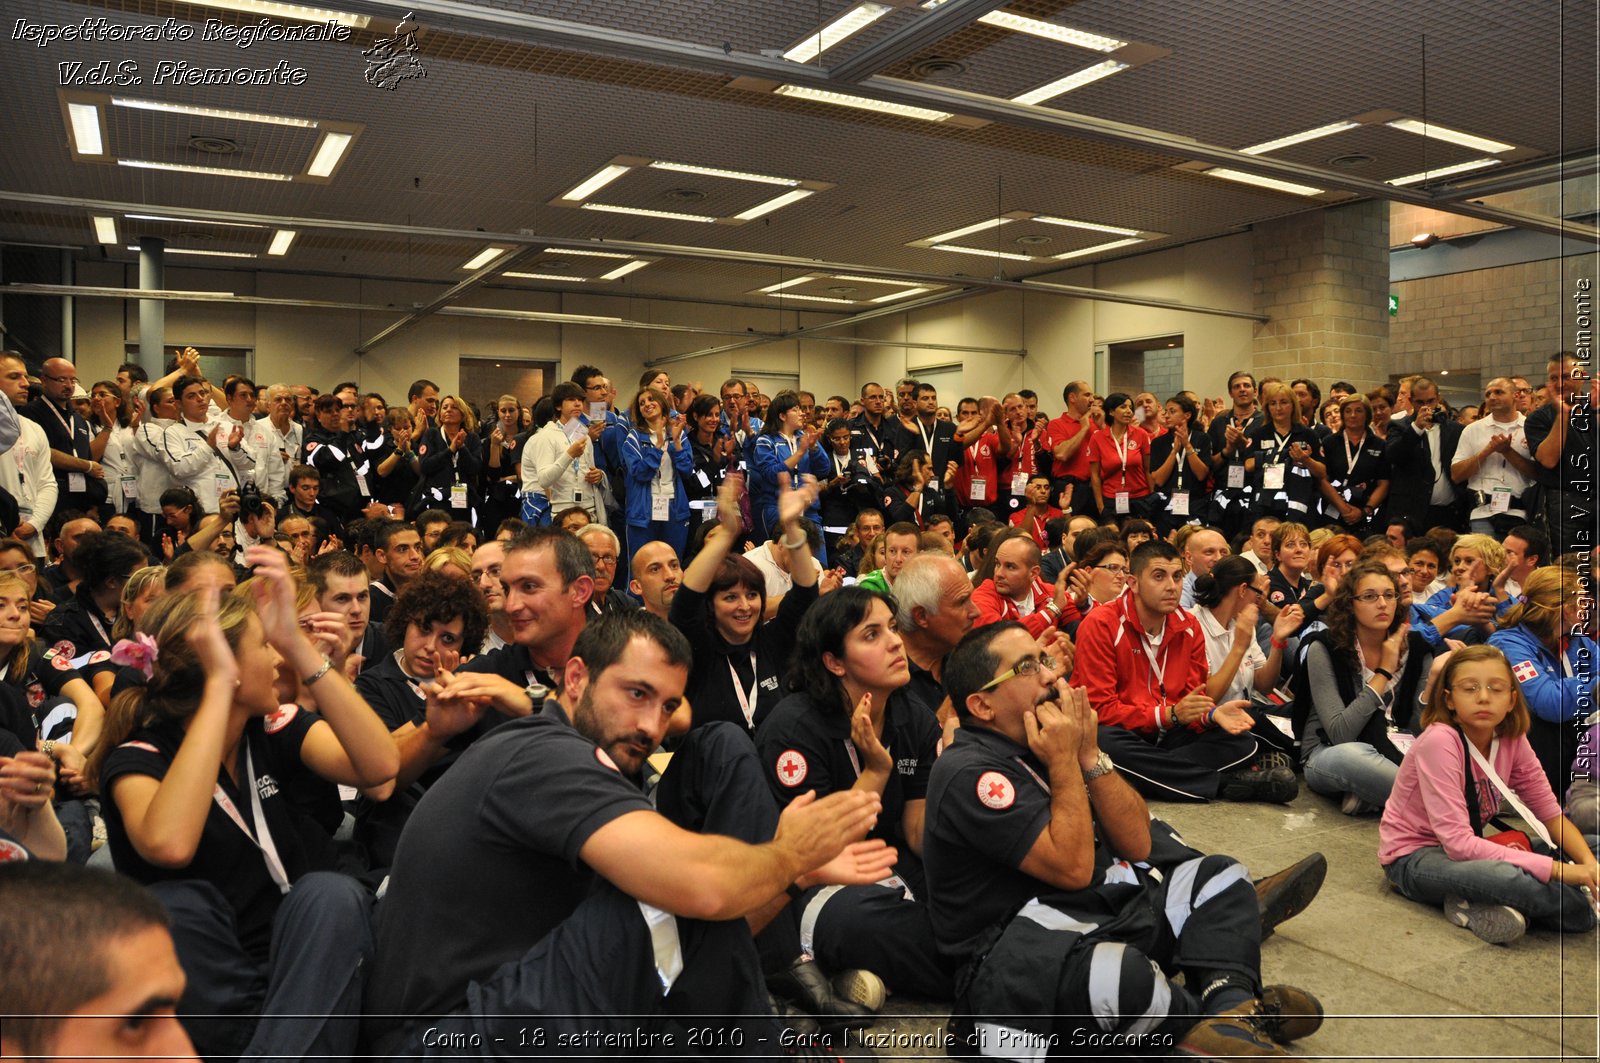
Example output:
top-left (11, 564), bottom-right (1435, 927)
top-left (834, 453), bottom-right (849, 478)
top-left (86, 610), bottom-right (111, 648)
top-left (728, 651), bottom-right (759, 727)
top-left (1268, 430), bottom-right (1291, 464)
top-left (1466, 737), bottom-right (1556, 849)
top-left (916, 419), bottom-right (935, 456)
top-left (211, 742), bottom-right (291, 894)
top-left (42, 398), bottom-right (79, 444)
top-left (1136, 621), bottom-right (1171, 697)
top-left (967, 439), bottom-right (984, 465)
top-left (1111, 430), bottom-right (1133, 487)
top-left (1342, 431), bottom-right (1365, 480)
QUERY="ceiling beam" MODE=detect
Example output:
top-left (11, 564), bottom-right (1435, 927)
top-left (333, 0), bottom-right (1595, 242)
top-left (4, 283), bottom-right (1022, 356)
top-left (353, 243), bottom-right (546, 353)
top-left (826, 0), bottom-right (1008, 83)
top-left (0, 191), bottom-right (1267, 321)
top-left (1430, 153), bottom-right (1600, 202)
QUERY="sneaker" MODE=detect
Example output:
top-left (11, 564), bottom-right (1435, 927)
top-left (1443, 894), bottom-right (1527, 945)
top-left (1255, 852), bottom-right (1327, 938)
top-left (830, 969), bottom-right (886, 1013)
top-left (1220, 758), bottom-right (1299, 803)
top-left (767, 957), bottom-right (875, 1033)
top-left (1175, 1002), bottom-right (1287, 1058)
top-left (1340, 791), bottom-right (1381, 815)
top-left (90, 813), bottom-right (108, 852)
top-left (1256, 985), bottom-right (1324, 1043)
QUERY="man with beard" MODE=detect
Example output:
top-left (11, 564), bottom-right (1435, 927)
top-left (924, 622), bottom-right (1325, 1059)
top-left (367, 519), bottom-right (424, 626)
top-left (629, 539), bottom-right (682, 620)
top-left (365, 610), bottom-right (893, 1056)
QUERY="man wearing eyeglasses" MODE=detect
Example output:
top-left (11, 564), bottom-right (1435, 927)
top-left (21, 357), bottom-right (107, 519)
top-left (925, 621), bottom-right (1325, 1059)
top-left (576, 524), bottom-right (635, 617)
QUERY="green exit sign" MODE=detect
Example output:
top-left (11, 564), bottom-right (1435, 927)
top-left (1388, 294), bottom-right (1400, 316)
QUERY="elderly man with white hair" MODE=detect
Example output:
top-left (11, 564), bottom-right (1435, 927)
top-left (575, 523), bottom-right (635, 617)
top-left (243, 384), bottom-right (302, 505)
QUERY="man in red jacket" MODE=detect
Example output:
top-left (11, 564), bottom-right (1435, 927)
top-left (972, 533), bottom-right (1080, 636)
top-left (1073, 539), bottom-right (1296, 803)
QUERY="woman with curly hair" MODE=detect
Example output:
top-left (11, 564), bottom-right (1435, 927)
top-left (1294, 559), bottom-right (1441, 814)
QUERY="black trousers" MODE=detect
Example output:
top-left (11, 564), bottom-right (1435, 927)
top-left (1096, 725), bottom-right (1258, 802)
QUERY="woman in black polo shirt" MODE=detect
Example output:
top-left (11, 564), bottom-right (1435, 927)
top-left (1247, 382), bottom-right (1323, 522)
top-left (669, 472), bottom-right (819, 738)
top-left (89, 548), bottom-right (397, 1061)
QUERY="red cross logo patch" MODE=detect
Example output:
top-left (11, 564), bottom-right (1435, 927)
top-left (1512, 660), bottom-right (1539, 683)
top-left (264, 704), bottom-right (299, 735)
top-left (775, 749), bottom-right (808, 787)
top-left (977, 771), bottom-right (1014, 810)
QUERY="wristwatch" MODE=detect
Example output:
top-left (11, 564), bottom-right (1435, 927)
top-left (1082, 751), bottom-right (1115, 783)
top-left (525, 681), bottom-right (550, 709)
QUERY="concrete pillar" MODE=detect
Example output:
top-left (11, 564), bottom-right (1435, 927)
top-left (137, 237), bottom-right (165, 378)
top-left (1251, 200), bottom-right (1390, 388)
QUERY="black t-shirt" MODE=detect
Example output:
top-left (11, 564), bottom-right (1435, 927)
top-left (1148, 428), bottom-right (1213, 499)
top-left (669, 582), bottom-right (815, 738)
top-left (755, 688), bottom-right (938, 889)
top-left (1319, 430), bottom-right (1391, 507)
top-left (100, 709), bottom-right (325, 961)
top-left (8, 642), bottom-right (87, 742)
top-left (39, 590), bottom-right (116, 662)
top-left (366, 713), bottom-right (654, 1027)
top-left (923, 726), bottom-right (1057, 960)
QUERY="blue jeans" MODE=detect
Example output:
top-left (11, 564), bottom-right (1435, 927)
top-left (1383, 846), bottom-right (1596, 933)
top-left (1302, 743), bottom-right (1398, 808)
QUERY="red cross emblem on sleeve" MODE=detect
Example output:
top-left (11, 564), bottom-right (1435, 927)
top-left (977, 771), bottom-right (1015, 810)
top-left (775, 749), bottom-right (808, 787)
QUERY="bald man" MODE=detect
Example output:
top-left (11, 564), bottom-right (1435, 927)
top-left (22, 357), bottom-right (108, 516)
top-left (629, 540), bottom-right (682, 619)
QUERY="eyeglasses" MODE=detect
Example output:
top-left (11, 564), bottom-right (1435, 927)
top-left (0, 563), bottom-right (36, 575)
top-left (1449, 681), bottom-right (1511, 696)
top-left (590, 554), bottom-right (618, 567)
top-left (1094, 564), bottom-right (1129, 575)
top-left (980, 653), bottom-right (1058, 692)
top-left (44, 375), bottom-right (77, 384)
top-left (1246, 583), bottom-right (1268, 597)
top-left (340, 403), bottom-right (358, 410)
top-left (1353, 590), bottom-right (1399, 604)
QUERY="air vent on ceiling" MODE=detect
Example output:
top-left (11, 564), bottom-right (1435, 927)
top-left (188, 136), bottom-right (240, 155)
top-left (910, 58), bottom-right (967, 80)
top-left (1328, 152), bottom-right (1375, 168)
top-left (664, 187), bottom-right (707, 201)
top-left (1015, 234), bottom-right (1052, 245)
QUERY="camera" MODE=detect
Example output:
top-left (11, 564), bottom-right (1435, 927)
top-left (239, 481), bottom-right (267, 519)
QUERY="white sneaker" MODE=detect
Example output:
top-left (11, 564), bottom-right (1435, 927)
top-left (830, 969), bottom-right (886, 1012)
top-left (1443, 894), bottom-right (1527, 944)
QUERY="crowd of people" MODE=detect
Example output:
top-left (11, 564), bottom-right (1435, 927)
top-left (1, 346), bottom-right (1596, 1062)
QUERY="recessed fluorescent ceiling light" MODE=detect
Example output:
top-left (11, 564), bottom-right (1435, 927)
top-left (128, 246), bottom-right (257, 258)
top-left (266, 230), bottom-right (295, 256)
top-left (561, 164), bottom-right (634, 202)
top-left (1240, 120), bottom-right (1361, 155)
top-left (1032, 215), bottom-right (1141, 237)
top-left (179, 1), bottom-right (370, 28)
top-left (580, 203), bottom-right (718, 223)
top-left (92, 216), bottom-right (117, 244)
top-left (67, 102), bottom-right (103, 155)
top-left (1052, 237), bottom-right (1143, 260)
top-left (772, 84), bottom-right (952, 121)
top-left (548, 248), bottom-right (634, 259)
top-left (829, 274), bottom-right (912, 286)
top-left (112, 97), bottom-right (316, 128)
top-left (770, 293), bottom-right (857, 304)
top-left (869, 286), bottom-right (933, 303)
top-left (306, 131), bottom-right (352, 177)
top-left (1385, 119), bottom-right (1515, 154)
top-left (783, 3), bottom-right (892, 63)
top-left (929, 244), bottom-right (1035, 261)
top-left (757, 277), bottom-right (815, 293)
top-left (734, 189), bottom-right (815, 221)
top-left (117, 159), bottom-right (292, 181)
top-left (461, 246), bottom-right (510, 270)
top-left (977, 10), bottom-right (1125, 51)
top-left (648, 161), bottom-right (797, 186)
top-left (1386, 158), bottom-right (1500, 187)
top-left (1012, 60), bottom-right (1128, 105)
top-left (503, 272), bottom-right (589, 282)
top-left (600, 260), bottom-right (651, 281)
top-left (1202, 168), bottom-right (1324, 196)
top-left (926, 217), bottom-right (1010, 243)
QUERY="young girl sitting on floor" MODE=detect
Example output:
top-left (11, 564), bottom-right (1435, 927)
top-left (1379, 645), bottom-right (1599, 944)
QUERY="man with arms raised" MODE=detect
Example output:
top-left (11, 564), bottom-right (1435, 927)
top-left (924, 623), bottom-right (1324, 1059)
top-left (365, 611), bottom-right (891, 1055)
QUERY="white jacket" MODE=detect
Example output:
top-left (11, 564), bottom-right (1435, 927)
top-left (0, 419), bottom-right (59, 556)
top-left (242, 416), bottom-right (301, 504)
top-left (165, 418), bottom-right (241, 513)
top-left (523, 419), bottom-right (600, 515)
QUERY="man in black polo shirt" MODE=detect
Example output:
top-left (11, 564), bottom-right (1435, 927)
top-left (925, 623), bottom-right (1326, 1059)
top-left (848, 382), bottom-right (912, 478)
top-left (22, 359), bottom-right (108, 518)
top-left (892, 553), bottom-right (982, 719)
top-left (365, 610), bottom-right (890, 1057)
top-left (40, 531), bottom-right (147, 662)
top-left (1524, 351), bottom-right (1598, 555)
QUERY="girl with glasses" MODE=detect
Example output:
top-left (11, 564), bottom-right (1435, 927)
top-left (1380, 645), bottom-right (1598, 944)
top-left (1293, 560), bottom-right (1439, 815)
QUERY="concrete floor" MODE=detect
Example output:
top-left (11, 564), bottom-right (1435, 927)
top-left (839, 787), bottom-right (1600, 1061)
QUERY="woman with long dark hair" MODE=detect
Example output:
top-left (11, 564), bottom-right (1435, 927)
top-left (755, 585), bottom-right (953, 1000)
top-left (1294, 559), bottom-right (1439, 814)
top-left (751, 392), bottom-right (828, 544)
